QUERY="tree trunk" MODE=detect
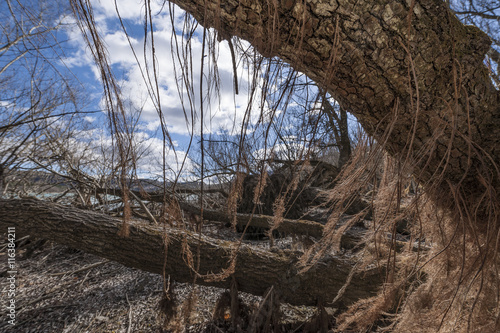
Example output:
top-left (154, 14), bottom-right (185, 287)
top-left (338, 106), bottom-right (351, 168)
top-left (321, 98), bottom-right (352, 168)
top-left (0, 198), bottom-right (382, 306)
top-left (97, 186), bottom-right (363, 247)
top-left (183, 201), bottom-right (327, 238)
top-left (168, 0), bottom-right (500, 209)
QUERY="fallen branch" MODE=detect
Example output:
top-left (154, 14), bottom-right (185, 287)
top-left (126, 293), bottom-right (133, 333)
top-left (129, 190), bottom-right (158, 225)
top-left (96, 186), bottom-right (362, 247)
top-left (181, 202), bottom-right (325, 238)
top-left (181, 202), bottom-right (364, 249)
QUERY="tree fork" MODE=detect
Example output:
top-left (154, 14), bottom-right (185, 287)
top-left (0, 198), bottom-right (382, 306)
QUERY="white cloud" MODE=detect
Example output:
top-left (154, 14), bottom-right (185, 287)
top-left (103, 31), bottom-right (140, 67)
top-left (95, 0), bottom-right (155, 22)
top-left (59, 0), bottom-right (270, 182)
top-left (72, 127), bottom-right (194, 180)
top-left (133, 134), bottom-right (193, 179)
top-left (63, 0), bottom-right (262, 137)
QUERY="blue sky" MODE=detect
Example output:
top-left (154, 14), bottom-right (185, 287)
top-left (1, 0), bottom-right (360, 182)
top-left (47, 0), bottom-right (500, 184)
top-left (56, 0), bottom-right (263, 179)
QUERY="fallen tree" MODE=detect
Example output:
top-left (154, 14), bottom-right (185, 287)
top-left (0, 198), bottom-right (382, 307)
top-left (96, 187), bottom-right (328, 238)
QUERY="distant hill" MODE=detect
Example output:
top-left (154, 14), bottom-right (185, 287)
top-left (4, 169), bottom-right (208, 193)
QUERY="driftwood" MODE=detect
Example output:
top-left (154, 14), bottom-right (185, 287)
top-left (0, 198), bottom-right (382, 306)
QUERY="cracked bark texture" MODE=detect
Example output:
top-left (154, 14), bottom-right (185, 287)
top-left (169, 0), bottom-right (500, 205)
top-left (0, 198), bottom-right (381, 306)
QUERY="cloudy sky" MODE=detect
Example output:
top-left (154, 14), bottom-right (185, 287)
top-left (61, 0), bottom-right (263, 179)
top-left (2, 0), bottom-right (333, 182)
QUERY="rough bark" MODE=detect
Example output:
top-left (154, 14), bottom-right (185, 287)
top-left (0, 198), bottom-right (382, 306)
top-left (169, 0), bottom-right (500, 206)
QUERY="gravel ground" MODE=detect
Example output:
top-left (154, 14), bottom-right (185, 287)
top-left (0, 236), bottom-right (328, 333)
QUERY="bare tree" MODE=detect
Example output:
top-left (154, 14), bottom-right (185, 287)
top-left (0, 0), bottom-right (89, 197)
top-left (450, 0), bottom-right (500, 83)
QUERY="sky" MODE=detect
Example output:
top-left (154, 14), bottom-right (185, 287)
top-left (61, 0), bottom-right (497, 182)
top-left (57, 0), bottom-right (263, 180)
top-left (1, 0), bottom-right (359, 183)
